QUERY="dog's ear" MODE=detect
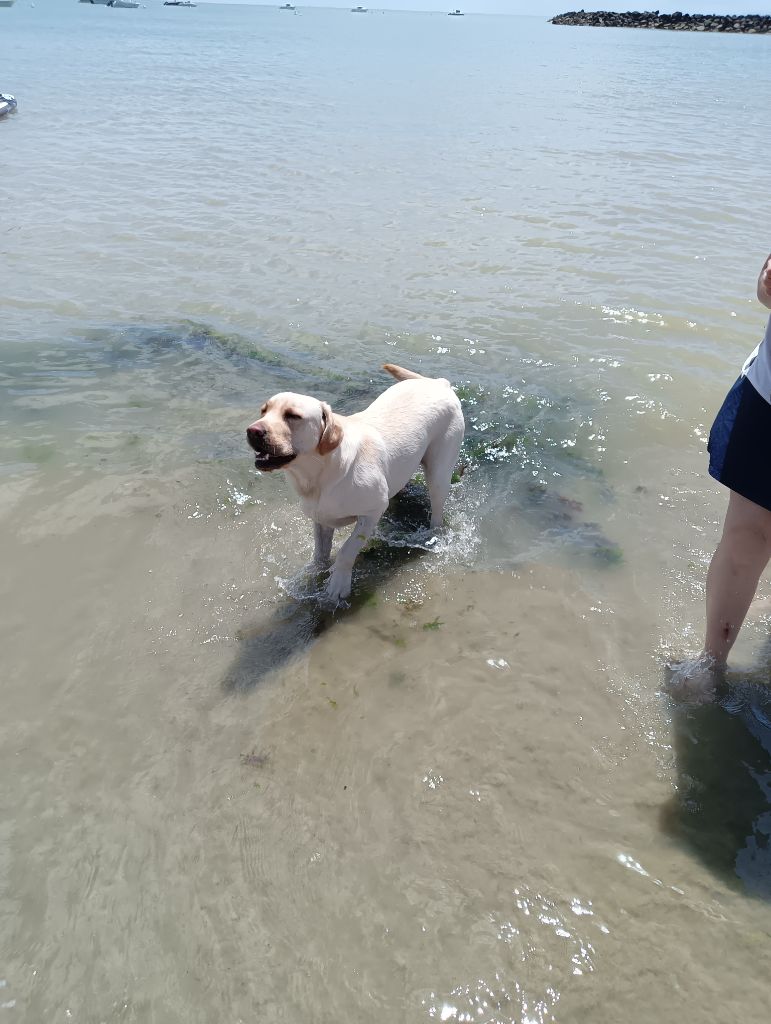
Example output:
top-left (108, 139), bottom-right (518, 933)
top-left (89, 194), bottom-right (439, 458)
top-left (317, 402), bottom-right (343, 455)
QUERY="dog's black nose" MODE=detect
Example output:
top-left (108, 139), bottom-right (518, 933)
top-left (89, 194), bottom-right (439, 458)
top-left (246, 424), bottom-right (265, 449)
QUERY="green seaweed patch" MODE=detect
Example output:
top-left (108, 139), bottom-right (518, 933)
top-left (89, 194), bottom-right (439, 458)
top-left (180, 321), bottom-right (287, 367)
top-left (592, 542), bottom-right (624, 566)
top-left (557, 445), bottom-right (605, 479)
top-left (19, 442), bottom-right (56, 465)
top-left (422, 616), bottom-right (443, 631)
top-left (520, 393), bottom-right (552, 414)
top-left (524, 484), bottom-right (586, 527)
top-left (361, 537), bottom-right (387, 560)
top-left (526, 480), bottom-right (548, 498)
top-left (178, 320), bottom-right (350, 382)
top-left (463, 429), bottom-right (530, 464)
top-left (453, 383), bottom-right (488, 404)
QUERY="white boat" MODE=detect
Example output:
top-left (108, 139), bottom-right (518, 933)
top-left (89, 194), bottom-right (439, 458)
top-left (448, 9), bottom-right (464, 15)
top-left (279, 3), bottom-right (295, 9)
top-left (164, 1), bottom-right (197, 6)
top-left (351, 5), bottom-right (367, 11)
top-left (0, 93), bottom-right (17, 118)
top-left (108, 0), bottom-right (139, 6)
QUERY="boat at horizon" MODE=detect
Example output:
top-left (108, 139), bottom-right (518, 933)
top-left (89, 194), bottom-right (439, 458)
top-left (164, 1), bottom-right (197, 6)
top-left (351, 6), bottom-right (367, 12)
top-left (448, 9), bottom-right (464, 15)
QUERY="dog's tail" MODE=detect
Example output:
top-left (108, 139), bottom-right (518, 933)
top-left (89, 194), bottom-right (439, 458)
top-left (382, 363), bottom-right (424, 382)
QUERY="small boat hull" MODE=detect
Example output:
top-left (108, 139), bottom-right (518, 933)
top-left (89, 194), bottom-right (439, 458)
top-left (0, 93), bottom-right (17, 118)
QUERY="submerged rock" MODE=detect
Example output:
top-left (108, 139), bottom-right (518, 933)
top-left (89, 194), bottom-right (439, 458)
top-left (550, 10), bottom-right (771, 33)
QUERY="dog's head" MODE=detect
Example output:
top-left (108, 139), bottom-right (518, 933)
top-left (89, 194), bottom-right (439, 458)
top-left (246, 393), bottom-right (343, 471)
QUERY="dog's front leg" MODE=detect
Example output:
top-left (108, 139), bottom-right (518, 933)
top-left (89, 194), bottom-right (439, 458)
top-left (325, 514), bottom-right (381, 604)
top-left (312, 522), bottom-right (334, 568)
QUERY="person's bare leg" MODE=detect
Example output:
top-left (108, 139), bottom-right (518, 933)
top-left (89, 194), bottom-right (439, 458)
top-left (667, 491), bottom-right (771, 702)
top-left (704, 490), bottom-right (771, 663)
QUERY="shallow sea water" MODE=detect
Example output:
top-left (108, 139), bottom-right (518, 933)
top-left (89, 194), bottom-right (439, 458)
top-left (2, 2), bottom-right (771, 1022)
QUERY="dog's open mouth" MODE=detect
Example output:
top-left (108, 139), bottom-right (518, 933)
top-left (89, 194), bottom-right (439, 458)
top-left (253, 451), bottom-right (296, 471)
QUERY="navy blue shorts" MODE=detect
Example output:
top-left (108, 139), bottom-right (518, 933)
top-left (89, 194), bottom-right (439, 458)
top-left (708, 375), bottom-right (771, 513)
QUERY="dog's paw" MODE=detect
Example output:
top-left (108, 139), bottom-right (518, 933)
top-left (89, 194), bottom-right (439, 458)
top-left (325, 569), bottom-right (352, 605)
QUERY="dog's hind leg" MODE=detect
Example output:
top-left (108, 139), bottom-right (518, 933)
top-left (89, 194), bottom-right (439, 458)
top-left (313, 523), bottom-right (334, 567)
top-left (422, 430), bottom-right (463, 529)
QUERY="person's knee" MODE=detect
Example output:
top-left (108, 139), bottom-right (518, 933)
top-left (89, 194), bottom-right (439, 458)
top-left (722, 518), bottom-right (771, 567)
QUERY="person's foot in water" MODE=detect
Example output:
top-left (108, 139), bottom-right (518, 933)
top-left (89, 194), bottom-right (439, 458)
top-left (664, 653), bottom-right (726, 705)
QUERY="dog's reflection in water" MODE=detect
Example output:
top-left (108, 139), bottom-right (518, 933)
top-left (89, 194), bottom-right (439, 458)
top-left (222, 484), bottom-right (434, 694)
top-left (662, 673), bottom-right (771, 900)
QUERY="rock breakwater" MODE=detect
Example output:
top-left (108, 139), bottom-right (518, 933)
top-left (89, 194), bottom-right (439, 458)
top-left (550, 10), bottom-right (771, 33)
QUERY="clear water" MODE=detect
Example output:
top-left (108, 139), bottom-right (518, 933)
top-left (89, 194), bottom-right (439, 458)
top-left (2, 3), bottom-right (771, 1022)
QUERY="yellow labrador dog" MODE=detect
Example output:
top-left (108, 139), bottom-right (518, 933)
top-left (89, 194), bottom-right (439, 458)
top-left (246, 364), bottom-right (464, 603)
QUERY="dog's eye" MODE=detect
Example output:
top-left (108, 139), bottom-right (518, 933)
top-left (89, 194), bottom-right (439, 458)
top-left (284, 411), bottom-right (301, 421)
top-left (260, 404), bottom-right (268, 415)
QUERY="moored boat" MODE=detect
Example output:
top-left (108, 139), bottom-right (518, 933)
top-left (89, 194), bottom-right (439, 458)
top-left (0, 93), bottom-right (17, 118)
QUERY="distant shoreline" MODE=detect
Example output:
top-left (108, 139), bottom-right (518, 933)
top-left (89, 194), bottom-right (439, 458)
top-left (549, 11), bottom-right (771, 33)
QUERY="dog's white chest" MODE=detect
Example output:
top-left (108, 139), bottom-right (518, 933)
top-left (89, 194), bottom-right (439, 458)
top-left (299, 495), bottom-right (356, 530)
